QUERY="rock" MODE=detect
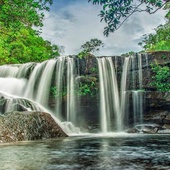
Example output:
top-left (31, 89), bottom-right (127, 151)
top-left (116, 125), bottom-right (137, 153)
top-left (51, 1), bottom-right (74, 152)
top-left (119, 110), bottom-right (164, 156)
top-left (0, 111), bottom-right (68, 143)
top-left (142, 127), bottom-right (159, 134)
top-left (135, 124), bottom-right (161, 134)
top-left (162, 124), bottom-right (170, 129)
top-left (125, 128), bottom-right (140, 133)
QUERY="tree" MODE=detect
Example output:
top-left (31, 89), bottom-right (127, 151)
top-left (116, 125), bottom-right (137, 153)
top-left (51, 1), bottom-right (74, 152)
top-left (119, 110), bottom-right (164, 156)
top-left (138, 10), bottom-right (170, 51)
top-left (79, 38), bottom-right (104, 55)
top-left (0, 0), bottom-right (61, 65)
top-left (78, 39), bottom-right (104, 74)
top-left (0, 0), bottom-right (53, 30)
top-left (138, 24), bottom-right (170, 51)
top-left (88, 0), bottom-right (170, 36)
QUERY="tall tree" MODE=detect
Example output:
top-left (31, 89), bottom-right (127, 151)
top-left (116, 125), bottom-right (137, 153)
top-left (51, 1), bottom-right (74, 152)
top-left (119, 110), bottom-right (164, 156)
top-left (88, 0), bottom-right (170, 36)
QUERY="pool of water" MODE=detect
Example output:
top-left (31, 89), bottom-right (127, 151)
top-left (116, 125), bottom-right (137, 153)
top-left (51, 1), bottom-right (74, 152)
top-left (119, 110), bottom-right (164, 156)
top-left (0, 133), bottom-right (170, 170)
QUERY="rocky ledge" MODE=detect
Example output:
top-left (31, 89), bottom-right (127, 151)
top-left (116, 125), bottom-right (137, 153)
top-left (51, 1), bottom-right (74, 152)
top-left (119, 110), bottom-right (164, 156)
top-left (0, 111), bottom-right (68, 143)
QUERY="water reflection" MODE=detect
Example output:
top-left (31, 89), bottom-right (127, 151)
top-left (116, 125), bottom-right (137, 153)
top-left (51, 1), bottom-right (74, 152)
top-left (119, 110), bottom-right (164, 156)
top-left (0, 134), bottom-right (170, 170)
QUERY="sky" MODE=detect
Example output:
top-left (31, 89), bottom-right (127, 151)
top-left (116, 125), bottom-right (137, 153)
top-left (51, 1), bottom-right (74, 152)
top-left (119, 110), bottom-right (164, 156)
top-left (41, 0), bottom-right (166, 56)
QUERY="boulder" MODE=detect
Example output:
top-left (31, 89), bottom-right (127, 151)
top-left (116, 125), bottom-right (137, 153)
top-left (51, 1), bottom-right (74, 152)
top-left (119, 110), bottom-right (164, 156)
top-left (0, 111), bottom-right (68, 143)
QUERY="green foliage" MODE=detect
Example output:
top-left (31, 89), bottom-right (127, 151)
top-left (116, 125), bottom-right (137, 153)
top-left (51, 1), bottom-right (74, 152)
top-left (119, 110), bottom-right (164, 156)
top-left (139, 24), bottom-right (170, 51)
top-left (88, 0), bottom-right (169, 36)
top-left (0, 26), bottom-right (59, 64)
top-left (78, 51), bottom-right (88, 59)
top-left (139, 5), bottom-right (170, 52)
top-left (150, 62), bottom-right (170, 92)
top-left (0, 0), bottom-right (60, 65)
top-left (50, 86), bottom-right (67, 97)
top-left (121, 51), bottom-right (136, 56)
top-left (161, 55), bottom-right (167, 59)
top-left (0, 0), bottom-right (53, 30)
top-left (77, 81), bottom-right (98, 97)
top-left (90, 67), bottom-right (98, 73)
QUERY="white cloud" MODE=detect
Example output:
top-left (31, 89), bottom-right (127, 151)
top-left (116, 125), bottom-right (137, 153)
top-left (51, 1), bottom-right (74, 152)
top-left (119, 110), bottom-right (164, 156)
top-left (41, 1), bottom-right (166, 56)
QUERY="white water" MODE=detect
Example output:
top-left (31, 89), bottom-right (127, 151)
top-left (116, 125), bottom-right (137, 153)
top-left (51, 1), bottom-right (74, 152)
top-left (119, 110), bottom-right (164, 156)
top-left (97, 57), bottom-right (120, 133)
top-left (36, 60), bottom-right (56, 106)
top-left (131, 55), bottom-right (136, 89)
top-left (24, 63), bottom-right (42, 99)
top-left (0, 91), bottom-right (44, 114)
top-left (0, 65), bottom-right (19, 77)
top-left (120, 57), bottom-right (130, 131)
top-left (55, 57), bottom-right (65, 120)
top-left (0, 54), bottom-right (146, 134)
top-left (0, 58), bottom-right (80, 134)
top-left (0, 78), bottom-right (27, 96)
top-left (138, 54), bottom-right (143, 89)
top-left (66, 57), bottom-right (77, 124)
top-left (132, 90), bottom-right (144, 125)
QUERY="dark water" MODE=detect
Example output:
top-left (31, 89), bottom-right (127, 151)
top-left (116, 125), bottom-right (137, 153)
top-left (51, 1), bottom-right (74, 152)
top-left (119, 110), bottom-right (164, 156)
top-left (0, 133), bottom-right (170, 170)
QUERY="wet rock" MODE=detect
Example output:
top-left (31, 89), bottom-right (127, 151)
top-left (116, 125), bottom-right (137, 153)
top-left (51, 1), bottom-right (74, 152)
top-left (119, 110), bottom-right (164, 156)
top-left (142, 127), bottom-right (159, 134)
top-left (0, 111), bottom-right (67, 143)
top-left (135, 124), bottom-right (161, 134)
top-left (125, 128), bottom-right (140, 133)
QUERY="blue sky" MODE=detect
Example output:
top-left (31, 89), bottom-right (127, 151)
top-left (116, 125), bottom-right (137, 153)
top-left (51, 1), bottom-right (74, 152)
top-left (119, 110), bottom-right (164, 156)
top-left (41, 0), bottom-right (166, 56)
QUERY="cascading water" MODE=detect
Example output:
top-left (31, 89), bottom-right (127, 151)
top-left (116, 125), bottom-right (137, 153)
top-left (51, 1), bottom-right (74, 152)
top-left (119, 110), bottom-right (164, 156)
top-left (0, 57), bottom-right (81, 134)
top-left (132, 90), bottom-right (144, 125)
top-left (97, 57), bottom-right (120, 133)
top-left (130, 54), bottom-right (145, 126)
top-left (0, 54), bottom-right (147, 134)
top-left (120, 57), bottom-right (130, 130)
top-left (96, 54), bottom-right (146, 132)
top-left (0, 91), bottom-right (44, 114)
top-left (36, 60), bottom-right (56, 106)
top-left (66, 57), bottom-right (77, 124)
top-left (55, 57), bottom-right (65, 120)
top-left (138, 54), bottom-right (143, 89)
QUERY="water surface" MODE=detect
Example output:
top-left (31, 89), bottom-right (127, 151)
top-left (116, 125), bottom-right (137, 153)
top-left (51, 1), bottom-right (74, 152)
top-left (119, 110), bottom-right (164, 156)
top-left (0, 133), bottom-right (170, 170)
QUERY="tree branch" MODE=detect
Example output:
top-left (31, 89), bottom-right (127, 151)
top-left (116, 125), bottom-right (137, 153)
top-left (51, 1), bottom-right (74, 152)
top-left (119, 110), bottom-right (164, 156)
top-left (116, 2), bottom-right (143, 30)
top-left (149, 1), bottom-right (169, 14)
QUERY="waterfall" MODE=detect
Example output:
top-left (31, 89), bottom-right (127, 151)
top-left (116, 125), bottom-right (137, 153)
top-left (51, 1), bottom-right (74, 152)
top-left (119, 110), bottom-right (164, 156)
top-left (0, 91), bottom-right (44, 114)
top-left (97, 57), bottom-right (120, 133)
top-left (130, 54), bottom-right (145, 125)
top-left (0, 57), bottom-right (79, 134)
top-left (0, 78), bottom-right (27, 96)
top-left (138, 54), bottom-right (143, 89)
top-left (55, 57), bottom-right (65, 120)
top-left (36, 59), bottom-right (56, 106)
top-left (24, 63), bottom-right (42, 99)
top-left (120, 57), bottom-right (130, 130)
top-left (131, 55), bottom-right (136, 90)
top-left (0, 65), bottom-right (19, 77)
top-left (66, 57), bottom-right (77, 124)
top-left (0, 54), bottom-right (147, 134)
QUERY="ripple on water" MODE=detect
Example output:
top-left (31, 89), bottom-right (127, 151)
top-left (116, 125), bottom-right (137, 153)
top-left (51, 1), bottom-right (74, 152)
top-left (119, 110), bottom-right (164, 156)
top-left (0, 134), bottom-right (170, 170)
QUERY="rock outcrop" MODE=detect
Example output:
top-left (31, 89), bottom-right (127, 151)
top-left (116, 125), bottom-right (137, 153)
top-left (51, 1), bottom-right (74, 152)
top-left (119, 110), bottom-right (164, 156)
top-left (0, 111), bottom-right (67, 143)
